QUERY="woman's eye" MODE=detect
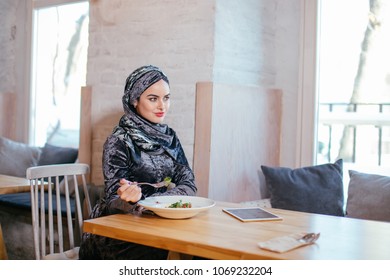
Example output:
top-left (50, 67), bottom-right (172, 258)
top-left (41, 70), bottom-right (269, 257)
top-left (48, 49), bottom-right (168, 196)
top-left (149, 98), bottom-right (157, 102)
top-left (163, 96), bottom-right (170, 101)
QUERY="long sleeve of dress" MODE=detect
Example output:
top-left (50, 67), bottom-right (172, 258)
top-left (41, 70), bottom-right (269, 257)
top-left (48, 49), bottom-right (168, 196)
top-left (101, 134), bottom-right (196, 215)
top-left (102, 136), bottom-right (136, 214)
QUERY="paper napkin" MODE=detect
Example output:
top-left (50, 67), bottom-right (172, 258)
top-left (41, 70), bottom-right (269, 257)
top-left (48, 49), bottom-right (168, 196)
top-left (258, 232), bottom-right (318, 253)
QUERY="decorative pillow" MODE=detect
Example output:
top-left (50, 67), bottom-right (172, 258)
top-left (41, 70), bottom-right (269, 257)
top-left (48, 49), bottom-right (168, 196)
top-left (261, 159), bottom-right (344, 216)
top-left (0, 136), bottom-right (41, 178)
top-left (346, 170), bottom-right (390, 222)
top-left (37, 143), bottom-right (78, 195)
top-left (38, 143), bottom-right (78, 166)
top-left (58, 174), bottom-right (78, 196)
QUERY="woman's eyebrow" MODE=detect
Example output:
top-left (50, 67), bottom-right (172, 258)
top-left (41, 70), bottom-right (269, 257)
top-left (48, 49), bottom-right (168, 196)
top-left (146, 93), bottom-right (170, 97)
top-left (145, 93), bottom-right (159, 97)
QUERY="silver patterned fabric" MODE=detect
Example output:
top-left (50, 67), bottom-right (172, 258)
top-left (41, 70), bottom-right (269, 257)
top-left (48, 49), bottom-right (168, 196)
top-left (79, 66), bottom-right (196, 260)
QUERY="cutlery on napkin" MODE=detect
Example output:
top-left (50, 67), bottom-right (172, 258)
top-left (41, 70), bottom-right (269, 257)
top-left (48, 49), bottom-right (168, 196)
top-left (258, 232), bottom-right (320, 253)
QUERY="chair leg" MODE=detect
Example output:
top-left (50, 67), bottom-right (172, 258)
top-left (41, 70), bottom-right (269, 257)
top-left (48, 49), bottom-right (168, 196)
top-left (0, 224), bottom-right (8, 260)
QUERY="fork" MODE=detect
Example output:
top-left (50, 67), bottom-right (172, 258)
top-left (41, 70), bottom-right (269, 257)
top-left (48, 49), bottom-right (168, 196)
top-left (127, 180), bottom-right (170, 189)
top-left (298, 232), bottom-right (320, 244)
top-left (136, 182), bottom-right (166, 188)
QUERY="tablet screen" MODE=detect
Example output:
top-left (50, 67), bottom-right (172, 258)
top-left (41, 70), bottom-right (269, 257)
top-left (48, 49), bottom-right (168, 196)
top-left (222, 207), bottom-right (282, 222)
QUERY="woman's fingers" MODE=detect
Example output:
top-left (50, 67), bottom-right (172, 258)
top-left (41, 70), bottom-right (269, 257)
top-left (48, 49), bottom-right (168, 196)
top-left (118, 179), bottom-right (142, 203)
top-left (119, 178), bottom-right (131, 186)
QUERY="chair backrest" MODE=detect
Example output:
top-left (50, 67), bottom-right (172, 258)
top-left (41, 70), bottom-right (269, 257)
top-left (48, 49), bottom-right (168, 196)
top-left (26, 163), bottom-right (91, 260)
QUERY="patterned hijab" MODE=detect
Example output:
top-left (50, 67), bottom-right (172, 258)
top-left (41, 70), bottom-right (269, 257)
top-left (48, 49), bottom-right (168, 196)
top-left (122, 65), bottom-right (169, 113)
top-left (113, 65), bottom-right (187, 165)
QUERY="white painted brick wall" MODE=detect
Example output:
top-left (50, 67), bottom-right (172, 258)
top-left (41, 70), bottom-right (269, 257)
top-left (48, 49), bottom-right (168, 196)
top-left (275, 0), bottom-right (301, 167)
top-left (87, 0), bottom-right (216, 182)
top-left (0, 0), bottom-right (17, 94)
top-left (0, 0), bottom-right (301, 183)
top-left (214, 0), bottom-right (277, 86)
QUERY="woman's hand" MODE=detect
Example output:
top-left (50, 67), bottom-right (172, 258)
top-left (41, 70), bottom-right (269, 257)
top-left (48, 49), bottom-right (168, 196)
top-left (117, 178), bottom-right (142, 203)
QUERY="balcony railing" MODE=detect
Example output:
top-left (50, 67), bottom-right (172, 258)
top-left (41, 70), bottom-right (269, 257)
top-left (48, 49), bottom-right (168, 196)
top-left (317, 102), bottom-right (390, 166)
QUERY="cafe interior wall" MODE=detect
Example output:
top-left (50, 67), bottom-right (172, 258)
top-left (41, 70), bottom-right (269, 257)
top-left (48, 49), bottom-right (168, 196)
top-left (0, 0), bottom-right (301, 194)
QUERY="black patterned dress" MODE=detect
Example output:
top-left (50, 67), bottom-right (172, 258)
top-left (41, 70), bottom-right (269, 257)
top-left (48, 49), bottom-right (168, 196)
top-left (79, 110), bottom-right (197, 260)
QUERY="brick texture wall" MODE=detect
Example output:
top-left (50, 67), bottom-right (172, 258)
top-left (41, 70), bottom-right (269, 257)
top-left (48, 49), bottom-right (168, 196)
top-left (87, 0), bottom-right (216, 183)
top-left (0, 0), bottom-right (302, 185)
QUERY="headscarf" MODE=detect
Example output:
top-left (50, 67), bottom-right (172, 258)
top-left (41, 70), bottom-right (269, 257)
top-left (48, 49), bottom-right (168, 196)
top-left (122, 65), bottom-right (169, 113)
top-left (112, 65), bottom-right (188, 165)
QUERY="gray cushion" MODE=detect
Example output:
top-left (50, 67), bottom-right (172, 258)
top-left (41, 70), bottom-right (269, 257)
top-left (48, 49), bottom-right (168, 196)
top-left (346, 170), bottom-right (390, 222)
top-left (261, 159), bottom-right (344, 216)
top-left (38, 143), bottom-right (78, 166)
top-left (0, 136), bottom-right (41, 178)
top-left (36, 143), bottom-right (78, 196)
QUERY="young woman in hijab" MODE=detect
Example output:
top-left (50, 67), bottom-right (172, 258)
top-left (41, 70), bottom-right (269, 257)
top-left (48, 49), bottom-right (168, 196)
top-left (79, 65), bottom-right (197, 259)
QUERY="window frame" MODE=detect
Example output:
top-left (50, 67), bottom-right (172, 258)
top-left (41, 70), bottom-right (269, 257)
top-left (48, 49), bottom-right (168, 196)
top-left (33, 0), bottom-right (86, 9)
top-left (296, 0), bottom-right (319, 167)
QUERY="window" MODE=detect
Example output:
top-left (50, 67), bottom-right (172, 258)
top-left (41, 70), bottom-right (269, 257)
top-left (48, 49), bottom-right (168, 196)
top-left (30, 0), bottom-right (89, 148)
top-left (317, 0), bottom-right (390, 167)
top-left (299, 0), bottom-right (390, 169)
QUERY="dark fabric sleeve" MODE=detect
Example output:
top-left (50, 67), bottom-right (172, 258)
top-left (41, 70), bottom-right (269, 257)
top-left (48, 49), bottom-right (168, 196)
top-left (102, 134), bottom-right (197, 214)
top-left (102, 135), bottom-right (138, 214)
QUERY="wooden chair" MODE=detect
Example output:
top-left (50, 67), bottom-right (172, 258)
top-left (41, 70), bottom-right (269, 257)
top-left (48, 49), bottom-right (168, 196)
top-left (0, 224), bottom-right (8, 260)
top-left (26, 163), bottom-right (92, 260)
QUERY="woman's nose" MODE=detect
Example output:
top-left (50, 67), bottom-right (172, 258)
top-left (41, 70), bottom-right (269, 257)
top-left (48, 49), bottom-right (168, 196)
top-left (157, 99), bottom-right (165, 109)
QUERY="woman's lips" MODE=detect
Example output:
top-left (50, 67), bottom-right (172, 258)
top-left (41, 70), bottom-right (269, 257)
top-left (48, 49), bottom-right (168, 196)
top-left (155, 112), bottom-right (165, 117)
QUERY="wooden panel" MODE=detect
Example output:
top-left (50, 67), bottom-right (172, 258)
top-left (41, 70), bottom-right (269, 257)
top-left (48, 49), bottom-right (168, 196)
top-left (193, 82), bottom-right (281, 202)
top-left (193, 82), bottom-right (213, 197)
top-left (78, 86), bottom-right (123, 186)
top-left (0, 93), bottom-right (16, 139)
top-left (91, 112), bottom-right (123, 185)
top-left (78, 86), bottom-right (92, 182)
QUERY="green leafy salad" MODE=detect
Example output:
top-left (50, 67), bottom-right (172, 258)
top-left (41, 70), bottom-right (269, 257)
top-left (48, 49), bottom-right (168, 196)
top-left (168, 199), bottom-right (192, 208)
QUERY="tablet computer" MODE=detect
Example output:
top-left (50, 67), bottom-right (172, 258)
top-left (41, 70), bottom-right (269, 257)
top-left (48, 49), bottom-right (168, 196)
top-left (222, 207), bottom-right (282, 222)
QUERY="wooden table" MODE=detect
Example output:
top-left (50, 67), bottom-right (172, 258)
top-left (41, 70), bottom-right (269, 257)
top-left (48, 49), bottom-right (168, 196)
top-left (83, 201), bottom-right (390, 260)
top-left (0, 174), bottom-right (31, 195)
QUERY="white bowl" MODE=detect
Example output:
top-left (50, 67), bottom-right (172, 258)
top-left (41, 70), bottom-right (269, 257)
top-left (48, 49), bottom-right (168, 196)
top-left (138, 195), bottom-right (216, 219)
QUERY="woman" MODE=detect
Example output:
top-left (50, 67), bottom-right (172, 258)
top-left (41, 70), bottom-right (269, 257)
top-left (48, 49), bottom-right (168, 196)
top-left (79, 65), bottom-right (197, 259)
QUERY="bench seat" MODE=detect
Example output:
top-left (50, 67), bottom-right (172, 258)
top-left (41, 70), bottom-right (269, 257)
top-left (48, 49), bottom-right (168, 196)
top-left (0, 192), bottom-right (76, 216)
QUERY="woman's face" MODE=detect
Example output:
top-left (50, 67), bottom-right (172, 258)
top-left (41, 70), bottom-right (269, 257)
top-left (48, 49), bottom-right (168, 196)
top-left (134, 79), bottom-right (170, 124)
